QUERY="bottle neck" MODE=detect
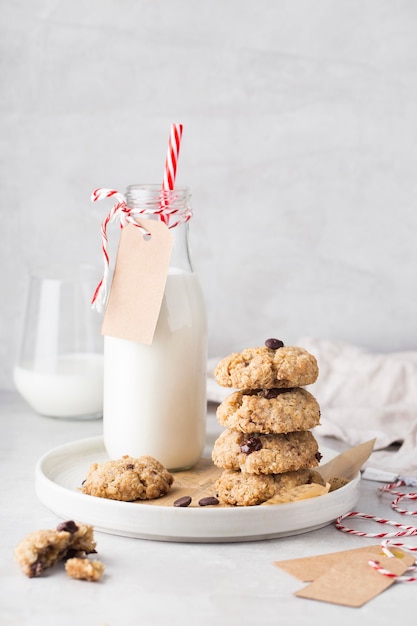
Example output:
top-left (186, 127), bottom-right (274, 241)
top-left (125, 184), bottom-right (194, 273)
top-left (169, 221), bottom-right (194, 272)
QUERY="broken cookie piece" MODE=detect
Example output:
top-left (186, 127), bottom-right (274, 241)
top-left (65, 557), bottom-right (105, 582)
top-left (14, 521), bottom-right (96, 578)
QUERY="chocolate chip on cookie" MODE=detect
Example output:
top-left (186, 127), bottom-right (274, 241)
top-left (240, 436), bottom-right (263, 455)
top-left (265, 338), bottom-right (284, 349)
top-left (56, 520), bottom-right (78, 534)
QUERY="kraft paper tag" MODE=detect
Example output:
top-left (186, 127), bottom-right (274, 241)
top-left (275, 545), bottom-right (415, 607)
top-left (101, 220), bottom-right (173, 344)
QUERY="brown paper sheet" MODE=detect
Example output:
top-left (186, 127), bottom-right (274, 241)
top-left (318, 438), bottom-right (376, 482)
top-left (141, 458), bottom-right (223, 507)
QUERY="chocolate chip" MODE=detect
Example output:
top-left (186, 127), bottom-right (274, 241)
top-left (265, 338), bottom-right (284, 350)
top-left (240, 436), bottom-right (263, 455)
top-left (56, 520), bottom-right (79, 534)
top-left (63, 548), bottom-right (78, 561)
top-left (173, 496), bottom-right (192, 507)
top-left (198, 497), bottom-right (219, 506)
top-left (30, 559), bottom-right (43, 578)
top-left (262, 388), bottom-right (292, 399)
top-left (125, 464), bottom-right (135, 470)
top-left (315, 452), bottom-right (323, 463)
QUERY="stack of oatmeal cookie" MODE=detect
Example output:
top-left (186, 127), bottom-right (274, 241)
top-left (212, 338), bottom-right (324, 506)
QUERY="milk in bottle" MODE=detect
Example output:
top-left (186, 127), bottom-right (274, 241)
top-left (102, 185), bottom-right (207, 470)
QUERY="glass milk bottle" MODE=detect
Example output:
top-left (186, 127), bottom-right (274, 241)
top-left (103, 185), bottom-right (207, 470)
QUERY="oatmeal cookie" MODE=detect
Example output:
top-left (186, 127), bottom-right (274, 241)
top-left (14, 520), bottom-right (96, 578)
top-left (216, 387), bottom-right (320, 434)
top-left (81, 455), bottom-right (174, 501)
top-left (215, 344), bottom-right (318, 390)
top-left (212, 429), bottom-right (321, 475)
top-left (215, 467), bottom-right (325, 506)
top-left (65, 557), bottom-right (105, 582)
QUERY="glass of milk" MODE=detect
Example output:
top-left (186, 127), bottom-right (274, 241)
top-left (13, 264), bottom-right (104, 419)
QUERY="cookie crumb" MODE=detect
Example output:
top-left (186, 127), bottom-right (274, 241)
top-left (65, 557), bottom-right (105, 582)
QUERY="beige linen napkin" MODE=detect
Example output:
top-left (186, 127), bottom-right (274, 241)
top-left (297, 336), bottom-right (417, 476)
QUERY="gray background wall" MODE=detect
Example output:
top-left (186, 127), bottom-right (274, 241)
top-left (2, 0), bottom-right (417, 389)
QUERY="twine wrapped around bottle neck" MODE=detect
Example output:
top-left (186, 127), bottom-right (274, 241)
top-left (90, 187), bottom-right (192, 312)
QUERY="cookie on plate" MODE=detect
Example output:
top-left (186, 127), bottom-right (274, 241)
top-left (216, 387), bottom-right (320, 434)
top-left (14, 520), bottom-right (97, 578)
top-left (212, 429), bottom-right (321, 475)
top-left (215, 467), bottom-right (325, 506)
top-left (214, 342), bottom-right (318, 390)
top-left (81, 455), bottom-right (174, 502)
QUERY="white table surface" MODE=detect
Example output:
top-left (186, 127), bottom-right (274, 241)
top-left (1, 389), bottom-right (415, 626)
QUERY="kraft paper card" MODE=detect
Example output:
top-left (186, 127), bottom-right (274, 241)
top-left (101, 220), bottom-right (173, 344)
top-left (275, 544), bottom-right (414, 607)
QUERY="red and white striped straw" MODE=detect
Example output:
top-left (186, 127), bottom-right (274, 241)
top-left (161, 123), bottom-right (183, 225)
top-left (91, 124), bottom-right (185, 310)
top-left (163, 123), bottom-right (183, 192)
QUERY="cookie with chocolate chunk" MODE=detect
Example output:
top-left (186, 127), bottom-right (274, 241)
top-left (215, 467), bottom-right (325, 506)
top-left (217, 387), bottom-right (320, 434)
top-left (215, 344), bottom-right (318, 390)
top-left (14, 521), bottom-right (96, 578)
top-left (212, 429), bottom-right (321, 475)
top-left (81, 455), bottom-right (174, 502)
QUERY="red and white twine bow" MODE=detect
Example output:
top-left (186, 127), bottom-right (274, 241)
top-left (91, 186), bottom-right (192, 312)
top-left (90, 188), bottom-right (149, 312)
top-left (335, 480), bottom-right (417, 582)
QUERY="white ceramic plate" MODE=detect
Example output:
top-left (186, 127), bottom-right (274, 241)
top-left (35, 436), bottom-right (360, 543)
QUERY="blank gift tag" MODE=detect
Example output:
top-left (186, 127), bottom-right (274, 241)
top-left (277, 546), bottom-right (415, 607)
top-left (101, 220), bottom-right (173, 344)
top-left (275, 545), bottom-right (412, 582)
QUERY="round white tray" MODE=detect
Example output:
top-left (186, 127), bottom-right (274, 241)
top-left (35, 436), bottom-right (360, 543)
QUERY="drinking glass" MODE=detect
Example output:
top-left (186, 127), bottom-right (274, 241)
top-left (13, 264), bottom-right (104, 419)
